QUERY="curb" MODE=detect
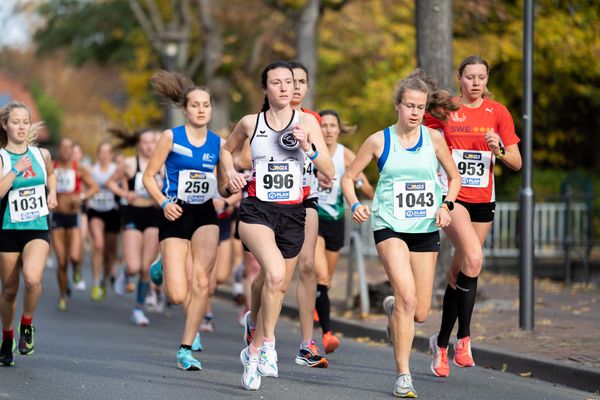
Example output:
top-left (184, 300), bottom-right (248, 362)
top-left (215, 288), bottom-right (599, 393)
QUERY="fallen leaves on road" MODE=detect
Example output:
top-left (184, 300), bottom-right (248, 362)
top-left (519, 371), bottom-right (533, 378)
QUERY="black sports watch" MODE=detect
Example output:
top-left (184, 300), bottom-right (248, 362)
top-left (442, 200), bottom-right (454, 211)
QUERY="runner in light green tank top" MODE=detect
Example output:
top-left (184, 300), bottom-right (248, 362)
top-left (0, 101), bottom-right (57, 366)
top-left (1, 147), bottom-right (49, 230)
top-left (340, 71), bottom-right (461, 398)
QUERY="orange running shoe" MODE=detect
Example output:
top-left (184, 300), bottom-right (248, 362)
top-left (453, 336), bottom-right (475, 367)
top-left (322, 331), bottom-right (339, 354)
top-left (429, 334), bottom-right (450, 377)
top-left (313, 309), bottom-right (320, 323)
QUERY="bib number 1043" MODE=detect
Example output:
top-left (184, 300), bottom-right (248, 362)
top-left (392, 180), bottom-right (437, 220)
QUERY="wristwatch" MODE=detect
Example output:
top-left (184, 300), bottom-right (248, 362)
top-left (442, 200), bottom-right (454, 211)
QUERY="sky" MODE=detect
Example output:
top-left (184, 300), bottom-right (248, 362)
top-left (0, 0), bottom-right (39, 50)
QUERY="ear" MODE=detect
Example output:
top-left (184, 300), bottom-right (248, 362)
top-left (393, 103), bottom-right (400, 112)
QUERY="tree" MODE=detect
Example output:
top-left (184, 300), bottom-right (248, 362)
top-left (416, 0), bottom-right (453, 91)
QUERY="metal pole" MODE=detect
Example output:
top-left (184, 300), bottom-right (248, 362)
top-left (519, 0), bottom-right (535, 331)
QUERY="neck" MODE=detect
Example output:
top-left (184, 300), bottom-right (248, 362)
top-left (185, 123), bottom-right (208, 138)
top-left (290, 102), bottom-right (302, 111)
top-left (327, 141), bottom-right (337, 154)
top-left (5, 142), bottom-right (27, 153)
top-left (394, 121), bottom-right (419, 137)
top-left (461, 96), bottom-right (484, 108)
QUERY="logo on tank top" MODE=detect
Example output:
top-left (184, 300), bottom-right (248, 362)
top-left (450, 112), bottom-right (467, 122)
top-left (22, 166), bottom-right (36, 178)
top-left (279, 131), bottom-right (300, 151)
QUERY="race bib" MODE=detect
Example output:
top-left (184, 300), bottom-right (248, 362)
top-left (55, 168), bottom-right (76, 193)
top-left (302, 158), bottom-right (316, 188)
top-left (392, 180), bottom-right (437, 220)
top-left (177, 170), bottom-right (216, 204)
top-left (255, 160), bottom-right (302, 202)
top-left (89, 189), bottom-right (116, 212)
top-left (317, 179), bottom-right (340, 205)
top-left (8, 184), bottom-right (49, 223)
top-left (452, 149), bottom-right (492, 188)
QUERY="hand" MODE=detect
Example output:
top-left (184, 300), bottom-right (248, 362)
top-left (292, 124), bottom-right (310, 152)
top-left (47, 191), bottom-right (58, 210)
top-left (163, 202), bottom-right (183, 221)
top-left (484, 130), bottom-right (502, 156)
top-left (213, 198), bottom-right (226, 213)
top-left (353, 204), bottom-right (371, 224)
top-left (125, 191), bottom-right (138, 203)
top-left (316, 171), bottom-right (333, 189)
top-left (435, 206), bottom-right (452, 228)
top-left (15, 155), bottom-right (32, 173)
top-left (227, 170), bottom-right (247, 193)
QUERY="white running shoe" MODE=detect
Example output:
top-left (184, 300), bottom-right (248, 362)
top-left (131, 309), bottom-right (149, 326)
top-left (144, 289), bottom-right (158, 311)
top-left (240, 347), bottom-right (261, 390)
top-left (73, 279), bottom-right (87, 291)
top-left (258, 341), bottom-right (278, 378)
top-left (114, 270), bottom-right (127, 297)
top-left (200, 317), bottom-right (215, 333)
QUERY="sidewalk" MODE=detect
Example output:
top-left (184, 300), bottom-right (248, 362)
top-left (219, 254), bottom-right (600, 393)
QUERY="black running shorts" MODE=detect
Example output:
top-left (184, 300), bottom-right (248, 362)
top-left (159, 200), bottom-right (218, 242)
top-left (373, 228), bottom-right (440, 252)
top-left (238, 197), bottom-right (306, 259)
top-left (318, 217), bottom-right (345, 252)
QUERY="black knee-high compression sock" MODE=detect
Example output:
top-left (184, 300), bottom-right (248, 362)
top-left (456, 271), bottom-right (478, 339)
top-left (315, 284), bottom-right (331, 333)
top-left (437, 285), bottom-right (458, 348)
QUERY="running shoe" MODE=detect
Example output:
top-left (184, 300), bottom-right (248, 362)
top-left (131, 309), bottom-right (149, 326)
top-left (240, 346), bottom-right (261, 390)
top-left (176, 348), bottom-right (202, 371)
top-left (144, 289), bottom-right (158, 311)
top-left (114, 270), bottom-right (127, 296)
top-left (429, 334), bottom-right (450, 377)
top-left (322, 331), bottom-right (339, 354)
top-left (149, 257), bottom-right (163, 286)
top-left (238, 307), bottom-right (249, 327)
top-left (73, 275), bottom-right (87, 291)
top-left (200, 316), bottom-right (215, 333)
top-left (242, 310), bottom-right (255, 347)
top-left (18, 324), bottom-right (35, 355)
top-left (0, 338), bottom-right (15, 366)
top-left (313, 309), bottom-right (319, 323)
top-left (90, 285), bottom-right (104, 302)
top-left (453, 336), bottom-right (475, 367)
top-left (294, 340), bottom-right (328, 368)
top-left (393, 374), bottom-right (417, 398)
top-left (232, 265), bottom-right (245, 305)
top-left (258, 341), bottom-right (278, 377)
top-left (191, 332), bottom-right (203, 352)
top-left (56, 298), bottom-right (68, 311)
top-left (383, 295), bottom-right (395, 343)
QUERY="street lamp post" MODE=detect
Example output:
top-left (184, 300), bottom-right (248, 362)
top-left (160, 28), bottom-right (185, 128)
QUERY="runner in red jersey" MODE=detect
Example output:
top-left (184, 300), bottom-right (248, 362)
top-left (425, 56), bottom-right (522, 377)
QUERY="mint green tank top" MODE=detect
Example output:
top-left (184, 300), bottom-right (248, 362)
top-left (318, 143), bottom-right (346, 221)
top-left (1, 147), bottom-right (49, 230)
top-left (371, 125), bottom-right (441, 234)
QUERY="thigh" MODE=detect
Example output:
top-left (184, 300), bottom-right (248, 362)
top-left (141, 227), bottom-right (160, 269)
top-left (239, 222), bottom-right (287, 278)
top-left (190, 224), bottom-right (219, 273)
top-left (123, 229), bottom-right (143, 269)
top-left (298, 208), bottom-right (318, 265)
top-left (52, 228), bottom-right (67, 264)
top-left (66, 227), bottom-right (82, 261)
top-left (376, 238), bottom-right (415, 298)
top-left (89, 218), bottom-right (106, 248)
top-left (326, 249), bottom-right (341, 279)
top-left (161, 238), bottom-right (191, 295)
top-left (472, 221), bottom-right (492, 246)
top-left (22, 240), bottom-right (50, 282)
top-left (0, 252), bottom-right (21, 290)
top-left (215, 239), bottom-right (233, 282)
top-left (104, 232), bottom-right (118, 254)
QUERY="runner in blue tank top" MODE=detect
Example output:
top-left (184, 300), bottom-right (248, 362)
top-left (341, 71), bottom-right (461, 398)
top-left (143, 70), bottom-right (225, 371)
top-left (0, 101), bottom-right (57, 366)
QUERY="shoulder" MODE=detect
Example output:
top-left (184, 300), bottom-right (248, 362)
top-left (425, 126), bottom-right (445, 147)
top-left (300, 108), bottom-right (321, 125)
top-left (366, 129), bottom-right (385, 151)
top-left (239, 114), bottom-right (259, 131)
top-left (483, 99), bottom-right (511, 115)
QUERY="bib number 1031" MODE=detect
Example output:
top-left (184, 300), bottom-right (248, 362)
top-left (8, 184), bottom-right (49, 222)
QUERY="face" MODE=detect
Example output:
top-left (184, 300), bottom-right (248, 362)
top-left (138, 131), bottom-right (157, 158)
top-left (97, 143), bottom-right (113, 164)
top-left (459, 63), bottom-right (488, 100)
top-left (185, 89), bottom-right (212, 127)
top-left (59, 138), bottom-right (74, 162)
top-left (395, 89), bottom-right (428, 129)
top-left (264, 67), bottom-right (294, 109)
top-left (4, 107), bottom-right (30, 145)
top-left (72, 144), bottom-right (83, 162)
top-left (320, 114), bottom-right (340, 146)
top-left (291, 68), bottom-right (308, 107)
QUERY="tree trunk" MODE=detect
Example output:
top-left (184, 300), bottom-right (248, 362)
top-left (416, 0), bottom-right (454, 92)
top-left (295, 0), bottom-right (321, 109)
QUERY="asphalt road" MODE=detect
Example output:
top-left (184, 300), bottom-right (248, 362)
top-left (1, 267), bottom-right (597, 400)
